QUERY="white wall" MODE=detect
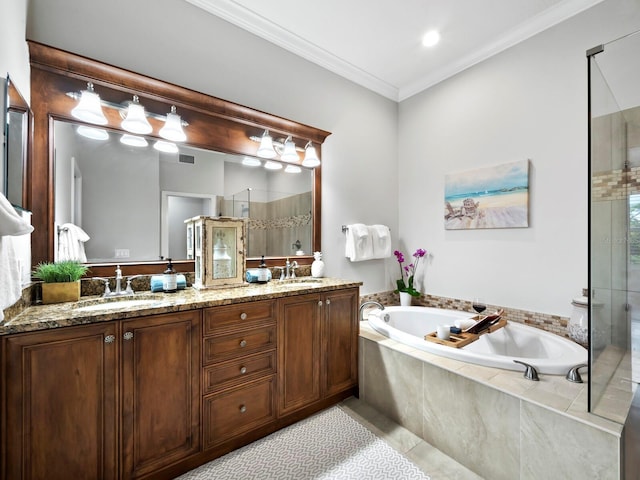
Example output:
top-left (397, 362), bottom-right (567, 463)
top-left (26, 0), bottom-right (399, 295)
top-left (0, 0), bottom-right (29, 100)
top-left (398, 0), bottom-right (640, 316)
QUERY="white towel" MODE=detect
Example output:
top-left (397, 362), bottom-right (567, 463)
top-left (0, 192), bottom-right (33, 237)
top-left (345, 223), bottom-right (373, 261)
top-left (369, 224), bottom-right (391, 259)
top-left (0, 237), bottom-right (23, 322)
top-left (57, 223), bottom-right (90, 262)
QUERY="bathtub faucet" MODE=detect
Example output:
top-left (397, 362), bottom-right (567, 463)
top-left (359, 301), bottom-right (385, 322)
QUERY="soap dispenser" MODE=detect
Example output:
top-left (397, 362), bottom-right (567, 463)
top-left (163, 258), bottom-right (177, 293)
top-left (258, 255), bottom-right (271, 283)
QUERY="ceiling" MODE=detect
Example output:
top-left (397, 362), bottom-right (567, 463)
top-left (185, 0), bottom-right (603, 101)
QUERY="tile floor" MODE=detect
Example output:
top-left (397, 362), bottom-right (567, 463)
top-left (340, 396), bottom-right (483, 480)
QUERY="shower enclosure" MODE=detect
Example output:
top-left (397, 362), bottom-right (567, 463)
top-left (588, 30), bottom-right (640, 424)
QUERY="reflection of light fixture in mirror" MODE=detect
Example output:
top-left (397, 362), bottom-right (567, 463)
top-left (71, 82), bottom-right (108, 125)
top-left (280, 136), bottom-right (299, 163)
top-left (120, 134), bottom-right (148, 147)
top-left (302, 141), bottom-right (320, 167)
top-left (284, 164), bottom-right (301, 173)
top-left (159, 105), bottom-right (187, 142)
top-left (76, 125), bottom-right (109, 140)
top-left (121, 95), bottom-right (153, 134)
top-left (242, 156), bottom-right (261, 167)
top-left (153, 140), bottom-right (178, 153)
top-left (257, 130), bottom-right (277, 158)
top-left (264, 160), bottom-right (282, 170)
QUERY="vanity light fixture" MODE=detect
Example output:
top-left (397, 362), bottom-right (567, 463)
top-left (153, 140), bottom-right (179, 153)
top-left (264, 160), bottom-right (283, 170)
top-left (242, 156), bottom-right (262, 167)
top-left (159, 106), bottom-right (187, 142)
top-left (257, 130), bottom-right (278, 158)
top-left (302, 141), bottom-right (320, 167)
top-left (120, 134), bottom-right (148, 147)
top-left (76, 125), bottom-right (109, 140)
top-left (281, 136), bottom-right (299, 163)
top-left (121, 95), bottom-right (153, 135)
top-left (284, 164), bottom-right (302, 174)
top-left (71, 82), bottom-right (108, 125)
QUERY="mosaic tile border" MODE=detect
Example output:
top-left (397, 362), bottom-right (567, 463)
top-left (359, 290), bottom-right (579, 345)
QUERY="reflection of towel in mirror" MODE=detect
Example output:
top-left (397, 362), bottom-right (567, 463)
top-left (345, 223), bottom-right (373, 261)
top-left (369, 225), bottom-right (391, 259)
top-left (0, 192), bottom-right (33, 237)
top-left (57, 223), bottom-right (90, 262)
top-left (0, 237), bottom-right (23, 321)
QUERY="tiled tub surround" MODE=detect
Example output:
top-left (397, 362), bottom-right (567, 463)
top-left (359, 322), bottom-right (623, 480)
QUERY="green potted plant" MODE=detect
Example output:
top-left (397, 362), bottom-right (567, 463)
top-left (33, 260), bottom-right (89, 304)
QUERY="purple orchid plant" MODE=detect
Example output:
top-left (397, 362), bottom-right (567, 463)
top-left (394, 248), bottom-right (426, 297)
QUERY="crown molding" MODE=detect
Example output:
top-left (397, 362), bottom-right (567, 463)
top-left (186, 0), bottom-right (604, 102)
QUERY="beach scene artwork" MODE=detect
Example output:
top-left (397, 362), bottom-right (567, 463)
top-left (444, 160), bottom-right (529, 230)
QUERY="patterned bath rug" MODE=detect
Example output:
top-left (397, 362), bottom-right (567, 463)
top-left (176, 405), bottom-right (430, 480)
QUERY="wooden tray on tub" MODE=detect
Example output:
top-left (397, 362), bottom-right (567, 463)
top-left (424, 315), bottom-right (507, 349)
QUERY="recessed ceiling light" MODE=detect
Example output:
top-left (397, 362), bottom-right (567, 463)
top-left (422, 30), bottom-right (440, 48)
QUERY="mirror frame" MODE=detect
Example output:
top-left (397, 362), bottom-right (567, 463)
top-left (28, 41), bottom-right (330, 276)
top-left (4, 75), bottom-right (31, 209)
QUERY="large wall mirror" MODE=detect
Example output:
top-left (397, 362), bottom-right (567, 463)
top-left (3, 75), bottom-right (30, 210)
top-left (28, 42), bottom-right (329, 276)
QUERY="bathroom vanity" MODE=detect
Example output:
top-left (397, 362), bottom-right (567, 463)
top-left (0, 279), bottom-right (360, 479)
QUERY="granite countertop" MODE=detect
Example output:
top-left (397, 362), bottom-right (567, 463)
top-left (1, 277), bottom-right (362, 336)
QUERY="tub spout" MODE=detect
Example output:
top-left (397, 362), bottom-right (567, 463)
top-left (566, 364), bottom-right (588, 383)
top-left (513, 360), bottom-right (539, 381)
top-left (359, 301), bottom-right (384, 322)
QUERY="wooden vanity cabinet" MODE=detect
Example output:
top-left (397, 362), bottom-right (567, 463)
top-left (1, 310), bottom-right (201, 480)
top-left (278, 287), bottom-right (359, 416)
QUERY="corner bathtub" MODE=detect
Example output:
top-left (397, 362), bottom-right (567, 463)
top-left (367, 306), bottom-right (587, 375)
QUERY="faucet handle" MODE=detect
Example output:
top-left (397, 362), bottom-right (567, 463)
top-left (566, 364), bottom-right (588, 383)
top-left (124, 275), bottom-right (143, 295)
top-left (513, 360), bottom-right (539, 381)
top-left (94, 277), bottom-right (111, 297)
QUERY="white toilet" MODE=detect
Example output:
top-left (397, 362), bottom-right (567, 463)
top-left (568, 290), bottom-right (588, 346)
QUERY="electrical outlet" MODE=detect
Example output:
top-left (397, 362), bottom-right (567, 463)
top-left (115, 249), bottom-right (130, 258)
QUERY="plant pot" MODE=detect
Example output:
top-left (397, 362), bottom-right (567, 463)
top-left (399, 291), bottom-right (412, 306)
top-left (41, 281), bottom-right (81, 304)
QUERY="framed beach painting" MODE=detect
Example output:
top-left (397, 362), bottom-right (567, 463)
top-left (444, 160), bottom-right (529, 230)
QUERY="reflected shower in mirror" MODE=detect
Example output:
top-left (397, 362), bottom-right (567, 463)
top-left (53, 120), bottom-right (313, 263)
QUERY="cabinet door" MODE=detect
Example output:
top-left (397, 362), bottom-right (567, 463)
top-left (323, 288), bottom-right (359, 396)
top-left (3, 323), bottom-right (118, 480)
top-left (121, 311), bottom-right (201, 479)
top-left (278, 293), bottom-right (322, 415)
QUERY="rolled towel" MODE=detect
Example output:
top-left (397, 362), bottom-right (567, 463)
top-left (150, 274), bottom-right (187, 292)
top-left (369, 224), bottom-right (391, 259)
top-left (344, 223), bottom-right (373, 262)
top-left (0, 192), bottom-right (33, 237)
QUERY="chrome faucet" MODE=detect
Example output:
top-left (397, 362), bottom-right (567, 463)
top-left (359, 301), bottom-right (385, 322)
top-left (114, 265), bottom-right (123, 295)
top-left (276, 259), bottom-right (299, 280)
top-left (513, 360), bottom-right (539, 381)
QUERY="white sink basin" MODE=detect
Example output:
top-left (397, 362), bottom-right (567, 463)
top-left (74, 298), bottom-right (168, 313)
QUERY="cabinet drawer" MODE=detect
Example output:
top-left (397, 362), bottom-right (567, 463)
top-left (203, 326), bottom-right (276, 364)
top-left (203, 351), bottom-right (276, 394)
top-left (203, 376), bottom-right (275, 449)
top-left (204, 300), bottom-right (275, 336)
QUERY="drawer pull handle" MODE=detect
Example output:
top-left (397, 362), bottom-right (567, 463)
top-left (240, 366), bottom-right (247, 374)
top-left (239, 404), bottom-right (247, 413)
top-left (240, 312), bottom-right (248, 320)
top-left (104, 335), bottom-right (115, 344)
top-left (123, 331), bottom-right (134, 341)
top-left (239, 339), bottom-right (247, 348)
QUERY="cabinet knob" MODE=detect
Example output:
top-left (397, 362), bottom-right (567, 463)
top-left (104, 335), bottom-right (115, 344)
top-left (239, 339), bottom-right (247, 348)
top-left (239, 404), bottom-right (247, 413)
top-left (240, 366), bottom-right (247, 374)
top-left (318, 301), bottom-right (323, 307)
top-left (123, 331), bottom-right (134, 341)
top-left (240, 312), bottom-right (248, 320)
top-left (326, 299), bottom-right (331, 305)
